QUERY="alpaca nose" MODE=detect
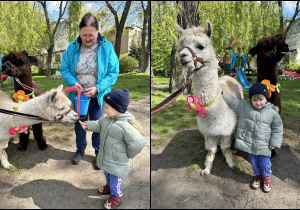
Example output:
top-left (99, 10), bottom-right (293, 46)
top-left (179, 51), bottom-right (188, 58)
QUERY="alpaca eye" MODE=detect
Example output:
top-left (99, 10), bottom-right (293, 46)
top-left (197, 45), bottom-right (204, 50)
top-left (59, 107), bottom-right (65, 111)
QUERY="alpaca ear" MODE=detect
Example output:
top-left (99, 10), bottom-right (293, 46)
top-left (204, 20), bottom-right (213, 39)
top-left (175, 24), bottom-right (184, 35)
top-left (21, 51), bottom-right (28, 57)
top-left (57, 85), bottom-right (63, 91)
top-left (249, 46), bottom-right (258, 56)
top-left (28, 56), bottom-right (40, 67)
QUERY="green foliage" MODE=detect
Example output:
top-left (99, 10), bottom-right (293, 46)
top-left (151, 1), bottom-right (280, 74)
top-left (96, 4), bottom-right (117, 43)
top-left (0, 2), bottom-right (45, 54)
top-left (31, 66), bottom-right (39, 74)
top-left (119, 53), bottom-right (138, 73)
top-left (151, 1), bottom-right (178, 72)
top-left (286, 62), bottom-right (300, 71)
top-left (67, 1), bottom-right (84, 42)
top-left (286, 51), bottom-right (300, 71)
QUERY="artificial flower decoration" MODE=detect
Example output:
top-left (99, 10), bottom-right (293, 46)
top-left (13, 90), bottom-right (30, 104)
top-left (261, 80), bottom-right (275, 98)
top-left (9, 126), bottom-right (29, 135)
top-left (185, 95), bottom-right (206, 117)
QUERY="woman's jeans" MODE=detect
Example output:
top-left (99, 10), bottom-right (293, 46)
top-left (249, 154), bottom-right (272, 177)
top-left (74, 97), bottom-right (104, 155)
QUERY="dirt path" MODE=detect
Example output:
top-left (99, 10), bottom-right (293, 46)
top-left (0, 97), bottom-right (150, 209)
top-left (151, 125), bottom-right (300, 209)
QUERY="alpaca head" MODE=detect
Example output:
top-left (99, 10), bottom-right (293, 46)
top-left (249, 33), bottom-right (289, 63)
top-left (1, 51), bottom-right (40, 77)
top-left (176, 20), bottom-right (217, 72)
top-left (38, 85), bottom-right (78, 123)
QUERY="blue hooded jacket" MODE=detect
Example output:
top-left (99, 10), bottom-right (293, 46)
top-left (60, 33), bottom-right (119, 108)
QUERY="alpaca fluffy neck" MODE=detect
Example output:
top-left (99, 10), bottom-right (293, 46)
top-left (257, 60), bottom-right (278, 85)
top-left (192, 61), bottom-right (219, 105)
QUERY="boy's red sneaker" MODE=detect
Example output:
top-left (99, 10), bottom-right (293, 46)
top-left (104, 195), bottom-right (122, 209)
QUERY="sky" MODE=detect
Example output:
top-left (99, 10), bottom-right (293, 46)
top-left (283, 1), bottom-right (297, 19)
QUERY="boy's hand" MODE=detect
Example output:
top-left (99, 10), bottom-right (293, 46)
top-left (270, 146), bottom-right (275, 149)
top-left (79, 120), bottom-right (87, 129)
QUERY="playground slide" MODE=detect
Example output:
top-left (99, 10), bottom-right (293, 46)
top-left (236, 67), bottom-right (251, 89)
top-left (2, 74), bottom-right (8, 81)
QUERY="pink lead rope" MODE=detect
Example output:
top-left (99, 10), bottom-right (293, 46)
top-left (62, 86), bottom-right (84, 117)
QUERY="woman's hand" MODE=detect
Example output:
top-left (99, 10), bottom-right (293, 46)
top-left (74, 83), bottom-right (83, 93)
top-left (85, 86), bottom-right (97, 97)
top-left (270, 146), bottom-right (275, 149)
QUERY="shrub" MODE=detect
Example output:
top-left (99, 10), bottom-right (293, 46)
top-left (286, 62), bottom-right (300, 72)
top-left (31, 65), bottom-right (39, 74)
top-left (119, 53), bottom-right (138, 73)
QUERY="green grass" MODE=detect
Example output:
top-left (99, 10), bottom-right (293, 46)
top-left (151, 76), bottom-right (169, 85)
top-left (112, 72), bottom-right (150, 100)
top-left (151, 75), bottom-right (300, 149)
top-left (0, 72), bottom-right (150, 100)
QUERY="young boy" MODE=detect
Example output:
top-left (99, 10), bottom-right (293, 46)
top-left (222, 82), bottom-right (283, 193)
top-left (79, 89), bottom-right (146, 209)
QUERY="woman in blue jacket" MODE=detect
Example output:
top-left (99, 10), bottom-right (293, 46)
top-left (60, 13), bottom-right (119, 165)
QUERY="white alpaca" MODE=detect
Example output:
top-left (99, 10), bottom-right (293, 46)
top-left (0, 85), bottom-right (78, 170)
top-left (176, 20), bottom-right (244, 175)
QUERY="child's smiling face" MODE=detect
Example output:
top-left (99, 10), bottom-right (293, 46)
top-left (251, 94), bottom-right (267, 109)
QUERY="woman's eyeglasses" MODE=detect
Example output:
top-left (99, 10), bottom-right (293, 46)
top-left (81, 34), bottom-right (96, 40)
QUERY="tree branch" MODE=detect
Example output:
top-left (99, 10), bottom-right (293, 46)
top-left (285, 1), bottom-right (300, 35)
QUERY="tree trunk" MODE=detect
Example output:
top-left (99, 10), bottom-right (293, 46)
top-left (278, 1), bottom-right (283, 33)
top-left (141, 1), bottom-right (150, 73)
top-left (46, 44), bottom-right (54, 77)
top-left (106, 1), bottom-right (131, 58)
top-left (169, 44), bottom-right (190, 94)
top-left (169, 1), bottom-right (199, 94)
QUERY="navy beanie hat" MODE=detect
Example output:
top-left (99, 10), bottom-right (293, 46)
top-left (104, 89), bottom-right (130, 113)
top-left (249, 82), bottom-right (268, 100)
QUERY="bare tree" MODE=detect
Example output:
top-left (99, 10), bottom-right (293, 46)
top-left (105, 1), bottom-right (131, 58)
top-left (279, 1), bottom-right (300, 35)
top-left (169, 1), bottom-right (199, 94)
top-left (37, 1), bottom-right (69, 77)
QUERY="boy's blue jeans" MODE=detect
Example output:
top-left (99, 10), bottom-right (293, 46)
top-left (249, 154), bottom-right (272, 177)
top-left (104, 171), bottom-right (124, 198)
top-left (74, 98), bottom-right (104, 155)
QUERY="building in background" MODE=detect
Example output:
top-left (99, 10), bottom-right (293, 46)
top-left (281, 18), bottom-right (300, 68)
top-left (119, 24), bottom-right (143, 55)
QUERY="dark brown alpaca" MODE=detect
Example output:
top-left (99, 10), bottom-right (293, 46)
top-left (249, 33), bottom-right (289, 157)
top-left (1, 51), bottom-right (47, 151)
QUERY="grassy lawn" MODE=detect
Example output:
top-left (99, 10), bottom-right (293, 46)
top-left (151, 75), bottom-right (300, 151)
top-left (0, 72), bottom-right (150, 100)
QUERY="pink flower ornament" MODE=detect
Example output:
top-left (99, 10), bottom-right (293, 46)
top-left (185, 95), bottom-right (206, 117)
top-left (9, 126), bottom-right (29, 135)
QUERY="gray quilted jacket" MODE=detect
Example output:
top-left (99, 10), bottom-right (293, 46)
top-left (223, 91), bottom-right (283, 157)
top-left (85, 112), bottom-right (146, 178)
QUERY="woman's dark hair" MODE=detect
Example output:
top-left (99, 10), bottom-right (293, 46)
top-left (79, 13), bottom-right (99, 31)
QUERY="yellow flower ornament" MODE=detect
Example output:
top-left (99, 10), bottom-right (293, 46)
top-left (13, 90), bottom-right (30, 104)
top-left (261, 80), bottom-right (275, 98)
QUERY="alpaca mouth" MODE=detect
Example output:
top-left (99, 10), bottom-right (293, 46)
top-left (181, 61), bottom-right (190, 66)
